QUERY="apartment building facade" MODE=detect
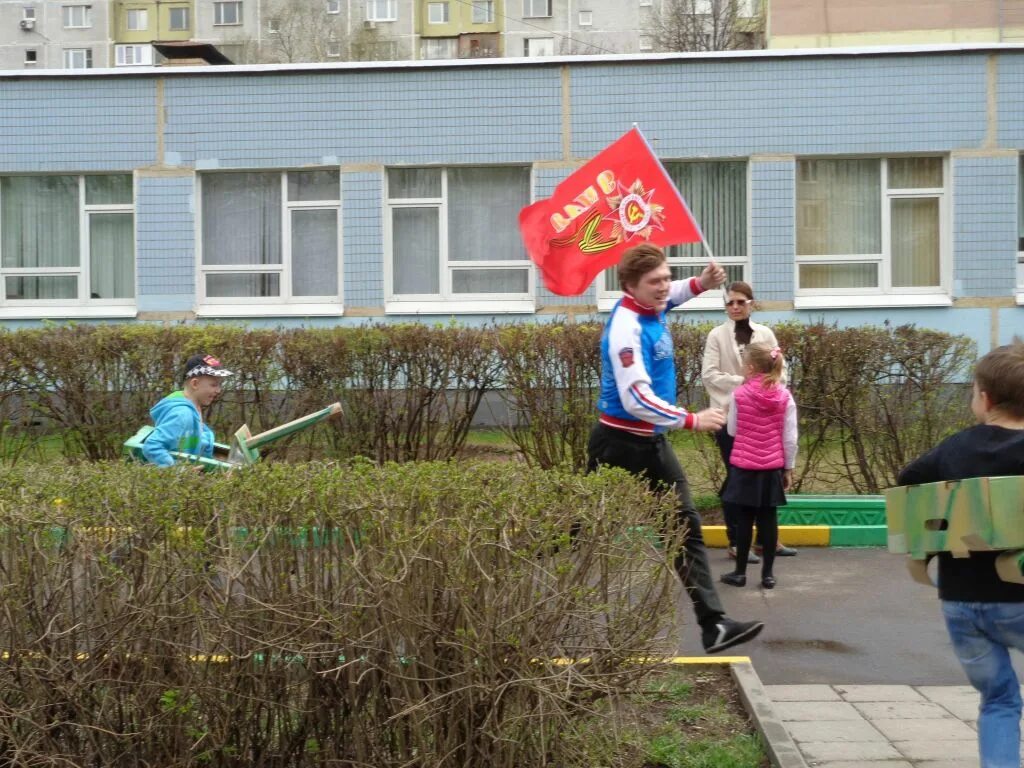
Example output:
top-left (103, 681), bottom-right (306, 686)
top-left (768, 0), bottom-right (1024, 48)
top-left (0, 0), bottom-right (113, 69)
top-left (0, 0), bottom-right (765, 70)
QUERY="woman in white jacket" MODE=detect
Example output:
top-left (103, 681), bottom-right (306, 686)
top-left (702, 281), bottom-right (797, 561)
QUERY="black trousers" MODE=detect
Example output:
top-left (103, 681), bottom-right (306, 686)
top-left (731, 505), bottom-right (779, 579)
top-left (586, 423), bottom-right (726, 629)
top-left (713, 429), bottom-right (765, 549)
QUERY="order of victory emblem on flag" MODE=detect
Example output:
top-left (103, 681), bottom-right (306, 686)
top-left (518, 127), bottom-right (704, 296)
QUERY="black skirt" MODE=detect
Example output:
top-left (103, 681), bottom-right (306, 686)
top-left (722, 466), bottom-right (787, 509)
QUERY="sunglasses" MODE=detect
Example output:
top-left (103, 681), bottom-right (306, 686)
top-left (724, 299), bottom-right (752, 308)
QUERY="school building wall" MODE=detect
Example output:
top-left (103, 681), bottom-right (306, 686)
top-left (0, 46), bottom-right (1021, 353)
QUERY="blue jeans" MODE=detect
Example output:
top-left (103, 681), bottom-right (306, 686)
top-left (942, 601), bottom-right (1024, 768)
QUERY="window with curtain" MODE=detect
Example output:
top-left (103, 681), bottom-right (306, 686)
top-left (0, 174), bottom-right (134, 304)
top-left (796, 157), bottom-right (945, 294)
top-left (601, 160), bottom-right (748, 299)
top-left (385, 166), bottom-right (532, 301)
top-left (366, 0), bottom-right (397, 21)
top-left (200, 170), bottom-right (340, 304)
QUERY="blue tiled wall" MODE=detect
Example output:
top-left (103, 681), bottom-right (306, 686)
top-left (0, 77), bottom-right (156, 172)
top-left (997, 54), bottom-right (1024, 146)
top-left (136, 175), bottom-right (195, 312)
top-left (570, 56), bottom-right (990, 158)
top-left (163, 68), bottom-right (563, 168)
top-left (953, 155), bottom-right (1019, 298)
top-left (342, 171), bottom-right (384, 308)
top-left (749, 160), bottom-right (795, 301)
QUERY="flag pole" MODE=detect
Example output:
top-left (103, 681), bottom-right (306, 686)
top-left (701, 238), bottom-right (717, 262)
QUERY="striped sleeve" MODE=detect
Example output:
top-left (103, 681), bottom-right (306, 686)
top-left (666, 277), bottom-right (705, 309)
top-left (626, 382), bottom-right (697, 430)
top-left (607, 308), bottom-right (696, 430)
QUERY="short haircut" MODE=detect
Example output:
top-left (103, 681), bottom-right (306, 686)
top-left (725, 280), bottom-right (754, 301)
top-left (974, 340), bottom-right (1024, 419)
top-left (618, 243), bottom-right (667, 291)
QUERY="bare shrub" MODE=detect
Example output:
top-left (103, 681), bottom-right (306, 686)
top-left (0, 461), bottom-right (682, 767)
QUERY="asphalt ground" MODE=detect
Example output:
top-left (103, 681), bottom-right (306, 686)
top-left (675, 546), bottom-right (1024, 686)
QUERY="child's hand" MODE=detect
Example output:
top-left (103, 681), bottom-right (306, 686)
top-left (692, 408), bottom-right (726, 432)
top-left (783, 469), bottom-right (793, 490)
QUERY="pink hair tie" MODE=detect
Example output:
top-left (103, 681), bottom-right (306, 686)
top-left (770, 346), bottom-right (782, 360)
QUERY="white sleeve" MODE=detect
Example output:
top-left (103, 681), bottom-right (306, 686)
top-left (783, 392), bottom-right (798, 469)
top-left (667, 276), bottom-right (705, 309)
top-left (726, 393), bottom-right (737, 437)
top-left (702, 326), bottom-right (744, 408)
top-left (608, 310), bottom-right (695, 429)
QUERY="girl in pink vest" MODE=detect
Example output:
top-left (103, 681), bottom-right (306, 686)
top-left (719, 343), bottom-right (798, 590)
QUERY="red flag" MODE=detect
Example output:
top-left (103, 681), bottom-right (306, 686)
top-left (519, 127), bottom-right (704, 296)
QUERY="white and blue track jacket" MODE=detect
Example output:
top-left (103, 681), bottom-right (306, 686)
top-left (598, 277), bottom-right (705, 436)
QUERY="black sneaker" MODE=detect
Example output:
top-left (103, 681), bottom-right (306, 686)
top-left (702, 618), bottom-right (765, 654)
top-left (720, 572), bottom-right (747, 587)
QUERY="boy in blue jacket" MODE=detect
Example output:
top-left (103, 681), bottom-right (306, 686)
top-left (142, 354), bottom-right (233, 467)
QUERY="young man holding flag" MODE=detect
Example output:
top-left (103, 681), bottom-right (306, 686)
top-left (586, 244), bottom-right (764, 654)
top-left (519, 127), bottom-right (764, 653)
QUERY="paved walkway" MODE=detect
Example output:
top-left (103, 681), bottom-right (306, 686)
top-left (765, 683), bottom-right (1024, 767)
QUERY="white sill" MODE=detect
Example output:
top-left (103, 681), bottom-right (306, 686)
top-left (1016, 290), bottom-right (1024, 306)
top-left (597, 294), bottom-right (725, 312)
top-left (196, 303), bottom-right (344, 318)
top-left (384, 299), bottom-right (535, 315)
top-left (794, 293), bottom-right (953, 310)
top-left (0, 305), bottom-right (137, 320)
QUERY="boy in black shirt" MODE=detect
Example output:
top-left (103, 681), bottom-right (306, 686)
top-left (897, 341), bottom-right (1024, 768)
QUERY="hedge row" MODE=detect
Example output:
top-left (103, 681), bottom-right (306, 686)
top-left (0, 321), bottom-right (976, 491)
top-left (0, 461), bottom-right (681, 767)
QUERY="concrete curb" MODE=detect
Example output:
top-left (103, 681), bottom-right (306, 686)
top-left (703, 524), bottom-right (887, 548)
top-left (730, 661), bottom-right (809, 768)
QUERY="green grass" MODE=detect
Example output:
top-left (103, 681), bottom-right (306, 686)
top-left (563, 667), bottom-right (769, 768)
top-left (0, 431), bottom-right (68, 464)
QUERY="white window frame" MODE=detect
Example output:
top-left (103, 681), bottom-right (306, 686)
top-left (63, 48), bottom-right (92, 68)
top-left (420, 37), bottom-right (457, 59)
top-left (267, 16), bottom-right (279, 32)
top-left (472, 0), bottom-right (494, 23)
top-left (24, 49), bottom-right (37, 65)
top-left (365, 0), bottom-right (397, 22)
top-left (0, 175), bottom-right (136, 319)
top-left (62, 4), bottom-right (91, 28)
top-left (115, 44), bottom-right (152, 66)
top-left (523, 0), bottom-right (551, 18)
top-left (326, 0), bottom-right (342, 13)
top-left (213, 1), bottom-right (242, 26)
top-left (126, 8), bottom-right (148, 30)
top-left (638, 35), bottom-right (653, 50)
top-left (326, 38), bottom-right (342, 57)
top-left (23, 7), bottom-right (35, 20)
top-left (427, 2), bottom-right (449, 24)
top-left (578, 10), bottom-right (593, 25)
top-left (597, 160), bottom-right (751, 312)
top-left (795, 156), bottom-right (952, 309)
top-left (384, 167), bottom-right (535, 314)
top-left (196, 171), bottom-right (343, 317)
top-left (168, 6), bottom-right (190, 31)
top-left (524, 37), bottom-right (554, 56)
